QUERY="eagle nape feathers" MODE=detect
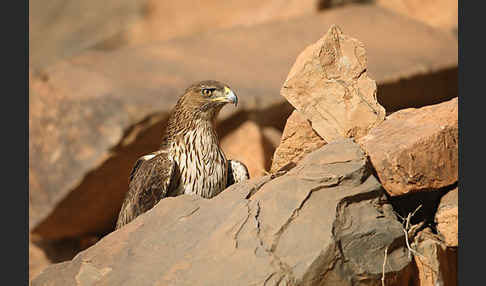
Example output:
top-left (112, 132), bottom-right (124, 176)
top-left (115, 80), bottom-right (249, 229)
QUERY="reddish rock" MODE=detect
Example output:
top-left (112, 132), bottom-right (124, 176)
top-left (358, 97), bottom-right (458, 196)
top-left (220, 121), bottom-right (268, 178)
top-left (435, 187), bottom-right (458, 247)
top-left (413, 229), bottom-right (457, 286)
top-left (270, 110), bottom-right (326, 172)
top-left (376, 0), bottom-right (458, 32)
top-left (29, 239), bottom-right (50, 282)
top-left (30, 68), bottom-right (172, 240)
top-left (32, 139), bottom-right (416, 286)
top-left (122, 0), bottom-right (320, 47)
top-left (30, 0), bottom-right (321, 69)
top-left (261, 126), bottom-right (284, 171)
top-left (281, 25), bottom-right (386, 142)
top-left (29, 0), bottom-right (143, 69)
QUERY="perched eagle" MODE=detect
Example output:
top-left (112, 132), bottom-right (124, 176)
top-left (115, 80), bottom-right (249, 229)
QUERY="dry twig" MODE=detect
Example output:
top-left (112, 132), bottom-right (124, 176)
top-left (382, 246), bottom-right (388, 286)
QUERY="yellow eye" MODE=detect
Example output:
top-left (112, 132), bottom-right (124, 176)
top-left (201, 88), bottom-right (213, 96)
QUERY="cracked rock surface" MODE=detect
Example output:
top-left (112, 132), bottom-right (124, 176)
top-left (32, 139), bottom-right (415, 286)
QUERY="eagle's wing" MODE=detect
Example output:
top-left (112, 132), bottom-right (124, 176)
top-left (115, 150), bottom-right (179, 229)
top-left (226, 159), bottom-right (249, 187)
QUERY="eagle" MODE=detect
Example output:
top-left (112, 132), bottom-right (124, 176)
top-left (115, 80), bottom-right (249, 229)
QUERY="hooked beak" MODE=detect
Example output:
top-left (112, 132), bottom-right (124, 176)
top-left (212, 86), bottom-right (238, 107)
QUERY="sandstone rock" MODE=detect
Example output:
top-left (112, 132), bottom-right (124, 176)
top-left (413, 229), bottom-right (457, 286)
top-left (120, 0), bottom-right (320, 48)
top-left (30, 0), bottom-right (321, 70)
top-left (270, 110), bottom-right (326, 173)
top-left (29, 4), bottom-right (459, 242)
top-left (29, 70), bottom-right (172, 240)
top-left (220, 121), bottom-right (268, 178)
top-left (260, 126), bottom-right (284, 171)
top-left (435, 187), bottom-right (458, 247)
top-left (376, 0), bottom-right (458, 33)
top-left (358, 97), bottom-right (458, 196)
top-left (29, 0), bottom-right (145, 69)
top-left (32, 139), bottom-right (415, 286)
top-left (29, 239), bottom-right (50, 282)
top-left (281, 25), bottom-right (386, 142)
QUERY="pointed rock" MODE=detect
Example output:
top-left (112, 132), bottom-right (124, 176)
top-left (281, 25), bottom-right (386, 142)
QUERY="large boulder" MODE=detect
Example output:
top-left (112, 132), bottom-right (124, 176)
top-left (29, 4), bottom-right (458, 243)
top-left (32, 139), bottom-right (415, 286)
top-left (357, 97), bottom-right (458, 196)
top-left (281, 24), bottom-right (386, 142)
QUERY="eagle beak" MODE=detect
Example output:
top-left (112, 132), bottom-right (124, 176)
top-left (212, 86), bottom-right (238, 106)
top-left (225, 87), bottom-right (238, 107)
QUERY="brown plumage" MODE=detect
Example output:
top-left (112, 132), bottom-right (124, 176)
top-left (116, 80), bottom-right (249, 229)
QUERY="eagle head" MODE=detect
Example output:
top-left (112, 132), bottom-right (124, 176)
top-left (176, 80), bottom-right (238, 120)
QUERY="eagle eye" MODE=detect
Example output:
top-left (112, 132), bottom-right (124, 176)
top-left (201, 88), bottom-right (214, 97)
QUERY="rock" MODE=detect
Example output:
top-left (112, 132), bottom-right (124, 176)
top-left (281, 24), bottom-right (386, 142)
top-left (30, 235), bottom-right (101, 284)
top-left (29, 4), bottom-right (459, 242)
top-left (29, 0), bottom-right (145, 69)
top-left (260, 126), bottom-right (284, 171)
top-left (220, 121), bottom-right (268, 178)
top-left (270, 110), bottom-right (326, 173)
top-left (29, 239), bottom-right (50, 282)
top-left (376, 0), bottom-right (458, 33)
top-left (32, 139), bottom-right (415, 286)
top-left (358, 98), bottom-right (458, 196)
top-left (119, 0), bottom-right (320, 48)
top-left (29, 70), bottom-right (172, 240)
top-left (413, 229), bottom-right (457, 286)
top-left (435, 187), bottom-right (458, 247)
top-left (30, 0), bottom-right (321, 70)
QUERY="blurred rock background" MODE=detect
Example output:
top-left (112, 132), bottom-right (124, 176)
top-left (29, 0), bottom-right (458, 284)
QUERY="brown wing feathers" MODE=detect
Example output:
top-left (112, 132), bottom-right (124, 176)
top-left (115, 150), bottom-right (178, 229)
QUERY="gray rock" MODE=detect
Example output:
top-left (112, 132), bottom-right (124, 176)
top-left (32, 139), bottom-right (414, 286)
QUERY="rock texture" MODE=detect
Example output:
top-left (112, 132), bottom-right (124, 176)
top-left (435, 187), bottom-right (458, 247)
top-left (413, 229), bottom-right (457, 286)
top-left (281, 25), bottom-right (386, 142)
top-left (119, 0), bottom-right (320, 48)
top-left (29, 240), bottom-right (50, 282)
top-left (270, 110), bottom-right (326, 172)
top-left (358, 97), bottom-right (458, 196)
top-left (30, 3), bottom-right (459, 251)
top-left (32, 139), bottom-right (415, 286)
top-left (30, 0), bottom-right (321, 69)
top-left (29, 72), bottom-right (172, 240)
top-left (376, 0), bottom-right (458, 33)
top-left (220, 121), bottom-right (281, 178)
